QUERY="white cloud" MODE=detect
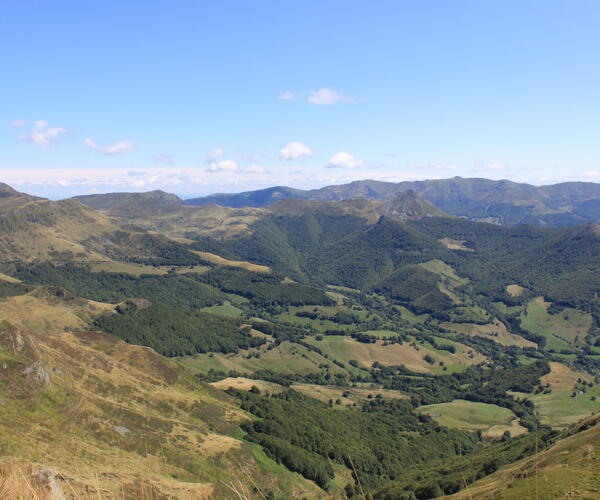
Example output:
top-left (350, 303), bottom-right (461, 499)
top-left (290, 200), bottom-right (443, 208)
top-left (487, 163), bottom-right (509, 172)
top-left (10, 119), bottom-right (26, 127)
top-left (326, 152), bottom-right (364, 169)
top-left (207, 159), bottom-right (238, 172)
top-left (245, 164), bottom-right (266, 173)
top-left (308, 88), bottom-right (354, 105)
top-left (279, 141), bottom-right (313, 160)
top-left (278, 90), bottom-right (296, 100)
top-left (153, 153), bottom-right (175, 165)
top-left (18, 121), bottom-right (67, 147)
top-left (85, 138), bottom-right (135, 155)
top-left (206, 148), bottom-right (224, 161)
top-left (579, 170), bottom-right (600, 180)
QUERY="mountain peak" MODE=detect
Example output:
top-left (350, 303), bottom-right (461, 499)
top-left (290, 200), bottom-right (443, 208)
top-left (0, 182), bottom-right (44, 211)
top-left (379, 189), bottom-right (448, 221)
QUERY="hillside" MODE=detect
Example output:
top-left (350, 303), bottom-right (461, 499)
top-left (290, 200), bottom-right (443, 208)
top-left (0, 186), bottom-right (209, 265)
top-left (3, 182), bottom-right (600, 498)
top-left (445, 415), bottom-right (600, 499)
top-left (0, 318), bottom-right (324, 499)
top-left (185, 177), bottom-right (600, 226)
top-left (74, 190), bottom-right (185, 217)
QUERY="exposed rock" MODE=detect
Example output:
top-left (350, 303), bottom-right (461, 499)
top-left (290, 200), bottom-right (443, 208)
top-left (31, 469), bottom-right (65, 499)
top-left (114, 425), bottom-right (131, 436)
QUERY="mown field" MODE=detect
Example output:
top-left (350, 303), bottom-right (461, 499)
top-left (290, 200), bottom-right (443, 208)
top-left (416, 400), bottom-right (527, 438)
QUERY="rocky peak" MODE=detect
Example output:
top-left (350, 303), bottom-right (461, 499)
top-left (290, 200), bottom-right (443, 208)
top-left (379, 190), bottom-right (448, 221)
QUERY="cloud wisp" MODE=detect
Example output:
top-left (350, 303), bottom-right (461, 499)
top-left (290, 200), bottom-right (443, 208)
top-left (85, 138), bottom-right (135, 155)
top-left (278, 91), bottom-right (296, 100)
top-left (206, 159), bottom-right (238, 172)
top-left (206, 148), bottom-right (225, 162)
top-left (153, 153), bottom-right (175, 165)
top-left (19, 120), bottom-right (67, 147)
top-left (308, 88), bottom-right (355, 105)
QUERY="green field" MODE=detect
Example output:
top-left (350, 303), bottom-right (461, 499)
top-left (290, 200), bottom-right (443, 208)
top-left (416, 400), bottom-right (524, 437)
top-left (179, 341), bottom-right (350, 376)
top-left (520, 297), bottom-right (592, 350)
top-left (201, 300), bottom-right (243, 318)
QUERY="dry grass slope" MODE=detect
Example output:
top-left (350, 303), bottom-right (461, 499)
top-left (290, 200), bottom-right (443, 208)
top-left (0, 320), bottom-right (327, 499)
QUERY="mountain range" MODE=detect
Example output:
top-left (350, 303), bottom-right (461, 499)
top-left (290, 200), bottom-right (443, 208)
top-left (2, 179), bottom-right (600, 498)
top-left (177, 176), bottom-right (600, 227)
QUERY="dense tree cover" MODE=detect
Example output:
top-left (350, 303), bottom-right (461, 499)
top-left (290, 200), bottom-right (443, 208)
top-left (192, 214), bottom-right (450, 288)
top-left (196, 266), bottom-right (333, 305)
top-left (191, 211), bottom-right (600, 318)
top-left (410, 218), bottom-right (600, 314)
top-left (250, 321), bottom-right (307, 342)
top-left (371, 361), bottom-right (549, 430)
top-left (373, 265), bottom-right (453, 313)
top-left (92, 304), bottom-right (262, 356)
top-left (234, 389), bottom-right (479, 491)
top-left (100, 230), bottom-right (209, 265)
top-left (7, 263), bottom-right (225, 309)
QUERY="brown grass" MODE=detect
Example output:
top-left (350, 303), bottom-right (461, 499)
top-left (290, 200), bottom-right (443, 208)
top-left (506, 284), bottom-right (527, 297)
top-left (191, 251), bottom-right (271, 273)
top-left (0, 459), bottom-right (52, 500)
top-left (0, 292), bottom-right (114, 334)
top-left (438, 238), bottom-right (474, 251)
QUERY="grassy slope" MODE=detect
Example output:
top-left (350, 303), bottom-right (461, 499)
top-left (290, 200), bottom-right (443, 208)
top-left (0, 320), bottom-right (326, 499)
top-left (520, 297), bottom-right (593, 349)
top-left (445, 415), bottom-right (600, 499)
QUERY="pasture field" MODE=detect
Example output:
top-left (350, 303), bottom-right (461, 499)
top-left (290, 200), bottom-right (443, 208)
top-left (304, 335), bottom-right (483, 374)
top-left (416, 400), bottom-right (526, 438)
top-left (179, 341), bottom-right (349, 376)
top-left (440, 320), bottom-right (536, 348)
top-left (394, 305), bottom-right (428, 323)
top-left (492, 301), bottom-right (523, 315)
top-left (201, 301), bottom-right (243, 318)
top-left (506, 284), bottom-right (527, 297)
top-left (210, 377), bottom-right (284, 393)
top-left (191, 250), bottom-right (271, 273)
top-left (511, 362), bottom-right (600, 428)
top-left (520, 297), bottom-right (592, 349)
top-left (273, 309), bottom-right (359, 332)
top-left (446, 305), bottom-right (491, 323)
top-left (208, 377), bottom-right (408, 408)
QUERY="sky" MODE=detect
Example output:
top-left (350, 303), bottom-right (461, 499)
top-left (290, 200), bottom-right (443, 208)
top-left (1, 0), bottom-right (600, 199)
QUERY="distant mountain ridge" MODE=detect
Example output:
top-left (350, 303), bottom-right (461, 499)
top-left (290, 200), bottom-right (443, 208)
top-left (74, 189), bottom-right (184, 217)
top-left (185, 177), bottom-right (600, 227)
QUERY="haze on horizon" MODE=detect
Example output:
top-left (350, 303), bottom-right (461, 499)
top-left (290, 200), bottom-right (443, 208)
top-left (1, 1), bottom-right (599, 199)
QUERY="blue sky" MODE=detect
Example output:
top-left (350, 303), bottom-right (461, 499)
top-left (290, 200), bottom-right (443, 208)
top-left (1, 0), bottom-right (600, 198)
